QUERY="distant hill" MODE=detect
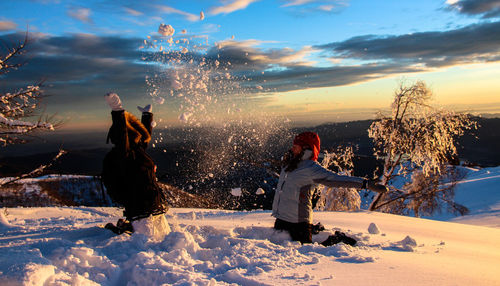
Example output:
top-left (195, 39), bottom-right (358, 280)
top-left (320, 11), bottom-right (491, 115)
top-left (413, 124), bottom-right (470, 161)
top-left (0, 117), bottom-right (498, 210)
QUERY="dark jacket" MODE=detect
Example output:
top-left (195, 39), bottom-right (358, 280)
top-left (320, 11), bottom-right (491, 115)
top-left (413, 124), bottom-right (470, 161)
top-left (102, 110), bottom-right (167, 220)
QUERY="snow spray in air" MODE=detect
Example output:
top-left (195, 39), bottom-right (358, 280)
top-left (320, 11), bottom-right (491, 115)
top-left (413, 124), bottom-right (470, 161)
top-left (140, 23), bottom-right (291, 206)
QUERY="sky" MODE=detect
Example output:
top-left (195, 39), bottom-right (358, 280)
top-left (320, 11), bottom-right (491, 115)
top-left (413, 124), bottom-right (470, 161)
top-left (1, 0), bottom-right (500, 130)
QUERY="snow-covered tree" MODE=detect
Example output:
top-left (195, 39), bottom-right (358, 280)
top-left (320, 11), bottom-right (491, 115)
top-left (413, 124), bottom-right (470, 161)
top-left (315, 145), bottom-right (361, 211)
top-left (367, 80), bottom-right (475, 216)
top-left (0, 33), bottom-right (56, 146)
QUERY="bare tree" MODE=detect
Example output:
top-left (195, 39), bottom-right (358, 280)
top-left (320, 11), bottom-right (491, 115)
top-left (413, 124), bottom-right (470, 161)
top-left (0, 33), bottom-right (58, 146)
top-left (367, 80), bottom-right (475, 216)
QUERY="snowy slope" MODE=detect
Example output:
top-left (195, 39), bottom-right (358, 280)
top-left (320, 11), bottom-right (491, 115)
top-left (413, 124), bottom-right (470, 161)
top-left (1, 166), bottom-right (499, 285)
top-left (1, 207), bottom-right (500, 286)
top-left (426, 166), bottom-right (500, 227)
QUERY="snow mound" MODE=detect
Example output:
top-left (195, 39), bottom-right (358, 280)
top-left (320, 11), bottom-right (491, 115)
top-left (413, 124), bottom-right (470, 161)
top-left (0, 210), bottom-right (15, 229)
top-left (390, 235), bottom-right (418, 252)
top-left (368, 222), bottom-right (380, 234)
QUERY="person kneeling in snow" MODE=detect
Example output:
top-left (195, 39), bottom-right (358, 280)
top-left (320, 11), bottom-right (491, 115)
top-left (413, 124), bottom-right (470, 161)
top-left (102, 92), bottom-right (170, 239)
top-left (272, 132), bottom-right (388, 246)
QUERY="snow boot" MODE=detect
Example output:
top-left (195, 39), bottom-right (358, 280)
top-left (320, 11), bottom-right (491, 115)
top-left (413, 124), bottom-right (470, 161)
top-left (131, 213), bottom-right (170, 241)
top-left (311, 222), bottom-right (325, 234)
top-left (321, 231), bottom-right (357, 246)
top-left (105, 218), bottom-right (133, 235)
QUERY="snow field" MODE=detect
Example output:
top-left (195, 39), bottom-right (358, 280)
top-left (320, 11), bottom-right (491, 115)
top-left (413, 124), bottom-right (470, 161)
top-left (1, 207), bottom-right (500, 285)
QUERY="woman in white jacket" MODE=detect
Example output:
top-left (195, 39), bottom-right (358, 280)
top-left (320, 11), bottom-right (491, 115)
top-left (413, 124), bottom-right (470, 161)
top-left (272, 132), bottom-right (387, 246)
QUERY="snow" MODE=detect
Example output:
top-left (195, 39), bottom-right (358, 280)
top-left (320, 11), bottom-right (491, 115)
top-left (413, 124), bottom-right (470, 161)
top-left (1, 207), bottom-right (500, 285)
top-left (1, 166), bottom-right (500, 285)
top-left (179, 112), bottom-right (193, 123)
top-left (231, 187), bottom-right (242, 196)
top-left (367, 222), bottom-right (380, 234)
top-left (425, 166), bottom-right (500, 228)
top-left (158, 24), bottom-right (175, 36)
top-left (255, 188), bottom-right (265, 195)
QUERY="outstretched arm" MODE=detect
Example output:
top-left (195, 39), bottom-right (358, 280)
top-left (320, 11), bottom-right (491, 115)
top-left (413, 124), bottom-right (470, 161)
top-left (310, 163), bottom-right (388, 193)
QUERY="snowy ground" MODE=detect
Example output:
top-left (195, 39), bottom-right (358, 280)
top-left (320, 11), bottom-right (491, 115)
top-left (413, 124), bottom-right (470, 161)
top-left (1, 166), bottom-right (499, 285)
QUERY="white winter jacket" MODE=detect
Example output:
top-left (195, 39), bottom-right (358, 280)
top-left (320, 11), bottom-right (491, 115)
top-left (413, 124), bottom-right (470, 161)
top-left (272, 160), bottom-right (364, 224)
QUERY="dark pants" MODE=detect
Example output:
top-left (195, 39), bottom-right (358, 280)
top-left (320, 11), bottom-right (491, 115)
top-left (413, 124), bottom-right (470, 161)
top-left (274, 218), bottom-right (312, 244)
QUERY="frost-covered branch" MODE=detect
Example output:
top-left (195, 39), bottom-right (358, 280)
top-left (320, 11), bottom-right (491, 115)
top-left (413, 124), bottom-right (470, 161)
top-left (0, 33), bottom-right (58, 146)
top-left (0, 32), bottom-right (28, 74)
top-left (0, 149), bottom-right (66, 187)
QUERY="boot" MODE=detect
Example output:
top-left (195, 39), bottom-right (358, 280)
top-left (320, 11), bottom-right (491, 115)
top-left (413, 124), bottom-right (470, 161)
top-left (321, 231), bottom-right (357, 246)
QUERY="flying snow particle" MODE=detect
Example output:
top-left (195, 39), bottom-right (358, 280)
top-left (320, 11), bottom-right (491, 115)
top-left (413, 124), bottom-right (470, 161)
top-left (256, 188), bottom-right (265, 195)
top-left (158, 24), bottom-right (175, 36)
top-left (256, 85), bottom-right (263, 90)
top-left (368, 223), bottom-right (380, 234)
top-left (179, 112), bottom-right (193, 123)
top-left (171, 80), bottom-right (183, 90)
top-left (200, 11), bottom-right (205, 20)
top-left (231, 188), bottom-right (242, 197)
top-left (181, 47), bottom-right (189, 54)
top-left (181, 29), bottom-right (187, 34)
top-left (154, 97), bottom-right (165, 104)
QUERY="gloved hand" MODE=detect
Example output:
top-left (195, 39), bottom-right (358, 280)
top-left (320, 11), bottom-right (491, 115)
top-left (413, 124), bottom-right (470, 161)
top-left (105, 92), bottom-right (123, 111)
top-left (366, 180), bottom-right (389, 193)
top-left (137, 104), bottom-right (152, 113)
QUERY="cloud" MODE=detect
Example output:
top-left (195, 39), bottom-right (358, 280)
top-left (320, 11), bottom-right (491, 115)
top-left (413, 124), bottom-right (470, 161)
top-left (123, 7), bottom-right (143, 16)
top-left (0, 20), bottom-right (17, 31)
top-left (281, 0), bottom-right (315, 7)
top-left (67, 7), bottom-right (92, 23)
top-left (209, 0), bottom-right (260, 15)
top-left (317, 20), bottom-right (500, 68)
top-left (205, 40), bottom-right (319, 70)
top-left (447, 0), bottom-right (500, 18)
top-left (155, 5), bottom-right (200, 22)
top-left (280, 0), bottom-right (349, 14)
top-left (0, 32), bottom-right (148, 109)
top-left (2, 19), bottom-right (499, 116)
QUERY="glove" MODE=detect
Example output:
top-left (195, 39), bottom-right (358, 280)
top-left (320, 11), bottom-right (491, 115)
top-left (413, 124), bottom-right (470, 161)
top-left (366, 180), bottom-right (389, 194)
top-left (105, 92), bottom-right (123, 111)
top-left (137, 104), bottom-right (152, 113)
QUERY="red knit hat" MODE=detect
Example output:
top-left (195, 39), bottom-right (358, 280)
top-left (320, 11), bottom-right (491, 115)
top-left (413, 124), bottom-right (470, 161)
top-left (293, 132), bottom-right (320, 161)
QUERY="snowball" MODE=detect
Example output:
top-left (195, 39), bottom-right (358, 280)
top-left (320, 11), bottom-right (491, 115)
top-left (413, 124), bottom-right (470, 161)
top-left (179, 112), bottom-right (193, 123)
top-left (181, 47), bottom-right (189, 54)
top-left (231, 188), bottom-right (242, 197)
top-left (200, 11), bottom-right (205, 20)
top-left (255, 188), bottom-right (265, 195)
top-left (368, 223), bottom-right (380, 234)
top-left (154, 97), bottom-right (165, 105)
top-left (158, 24), bottom-right (175, 36)
top-left (181, 29), bottom-right (187, 34)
